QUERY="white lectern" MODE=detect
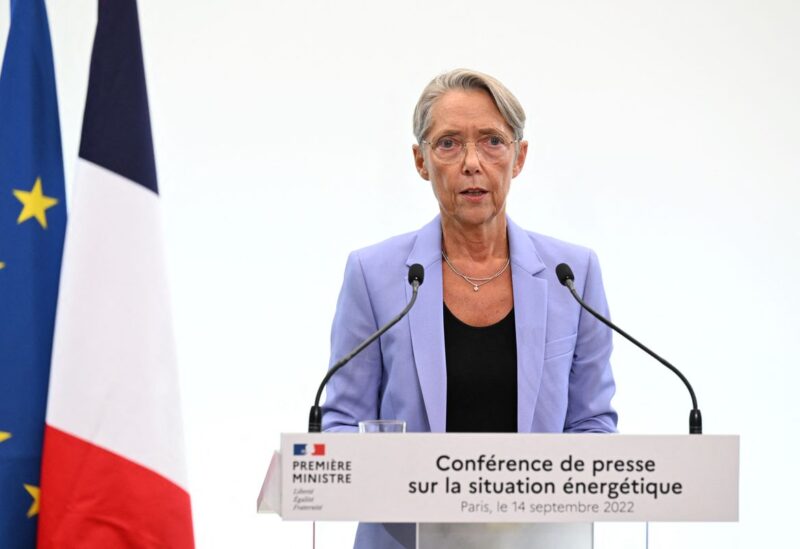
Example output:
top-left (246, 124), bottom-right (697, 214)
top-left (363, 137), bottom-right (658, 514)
top-left (259, 433), bottom-right (738, 548)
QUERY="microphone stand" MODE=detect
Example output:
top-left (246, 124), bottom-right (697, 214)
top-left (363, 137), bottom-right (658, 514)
top-left (557, 264), bottom-right (702, 434)
top-left (308, 266), bottom-right (424, 432)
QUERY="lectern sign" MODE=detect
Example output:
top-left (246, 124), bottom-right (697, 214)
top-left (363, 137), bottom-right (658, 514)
top-left (268, 433), bottom-right (738, 522)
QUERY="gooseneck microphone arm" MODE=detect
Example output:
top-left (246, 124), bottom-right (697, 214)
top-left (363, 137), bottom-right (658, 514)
top-left (555, 263), bottom-right (702, 434)
top-left (308, 264), bottom-right (425, 432)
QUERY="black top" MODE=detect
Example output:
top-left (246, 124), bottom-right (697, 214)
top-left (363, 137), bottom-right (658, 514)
top-left (444, 303), bottom-right (518, 432)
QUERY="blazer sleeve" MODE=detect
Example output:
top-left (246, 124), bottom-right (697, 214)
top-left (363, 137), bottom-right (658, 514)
top-left (564, 250), bottom-right (618, 433)
top-left (321, 251), bottom-right (382, 432)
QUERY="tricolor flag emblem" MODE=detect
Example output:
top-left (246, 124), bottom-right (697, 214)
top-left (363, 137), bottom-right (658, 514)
top-left (294, 444), bottom-right (326, 456)
top-left (36, 1), bottom-right (194, 547)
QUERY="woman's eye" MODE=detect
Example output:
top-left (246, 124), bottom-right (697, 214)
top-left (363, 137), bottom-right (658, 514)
top-left (437, 138), bottom-right (457, 150)
top-left (487, 135), bottom-right (504, 147)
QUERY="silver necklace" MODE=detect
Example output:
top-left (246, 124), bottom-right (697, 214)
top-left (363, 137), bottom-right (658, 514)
top-left (441, 251), bottom-right (510, 292)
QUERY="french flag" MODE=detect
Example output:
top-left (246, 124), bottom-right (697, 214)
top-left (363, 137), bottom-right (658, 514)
top-left (37, 1), bottom-right (194, 547)
top-left (294, 444), bottom-right (326, 456)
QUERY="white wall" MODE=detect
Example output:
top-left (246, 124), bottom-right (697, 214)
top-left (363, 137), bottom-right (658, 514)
top-left (3, 1), bottom-right (799, 547)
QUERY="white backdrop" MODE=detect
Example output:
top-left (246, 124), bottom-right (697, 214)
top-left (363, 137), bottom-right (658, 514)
top-left (3, 1), bottom-right (799, 547)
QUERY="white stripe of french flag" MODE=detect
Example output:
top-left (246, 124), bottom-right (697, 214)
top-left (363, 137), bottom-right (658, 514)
top-left (38, 1), bottom-right (194, 547)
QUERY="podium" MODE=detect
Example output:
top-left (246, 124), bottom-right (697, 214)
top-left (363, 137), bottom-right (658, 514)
top-left (258, 433), bottom-right (739, 548)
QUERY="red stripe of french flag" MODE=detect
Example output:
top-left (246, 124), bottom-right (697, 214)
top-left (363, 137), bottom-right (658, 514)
top-left (39, 427), bottom-right (193, 547)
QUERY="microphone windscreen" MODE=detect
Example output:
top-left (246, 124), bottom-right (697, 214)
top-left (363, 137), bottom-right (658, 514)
top-left (555, 263), bottom-right (575, 286)
top-left (408, 264), bottom-right (425, 286)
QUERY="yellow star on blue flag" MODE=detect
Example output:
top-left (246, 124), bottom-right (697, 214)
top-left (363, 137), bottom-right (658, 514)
top-left (13, 177), bottom-right (59, 228)
top-left (1, 0), bottom-right (66, 545)
top-left (23, 485), bottom-right (40, 518)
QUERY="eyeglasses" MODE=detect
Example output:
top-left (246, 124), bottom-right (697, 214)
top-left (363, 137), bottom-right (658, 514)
top-left (422, 134), bottom-right (519, 164)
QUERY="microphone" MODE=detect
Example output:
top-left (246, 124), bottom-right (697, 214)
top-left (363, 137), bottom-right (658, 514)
top-left (308, 263), bottom-right (425, 432)
top-left (556, 263), bottom-right (702, 435)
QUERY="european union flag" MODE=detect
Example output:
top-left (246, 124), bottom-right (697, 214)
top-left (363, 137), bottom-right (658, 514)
top-left (0, 0), bottom-right (66, 546)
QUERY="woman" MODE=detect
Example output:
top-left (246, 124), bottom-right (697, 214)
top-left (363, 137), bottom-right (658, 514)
top-left (322, 69), bottom-right (617, 548)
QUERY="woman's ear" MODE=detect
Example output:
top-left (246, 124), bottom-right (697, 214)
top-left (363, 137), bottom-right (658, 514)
top-left (412, 144), bottom-right (430, 180)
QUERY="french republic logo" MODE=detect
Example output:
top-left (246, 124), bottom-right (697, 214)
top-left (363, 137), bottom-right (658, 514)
top-left (294, 443), bottom-right (326, 456)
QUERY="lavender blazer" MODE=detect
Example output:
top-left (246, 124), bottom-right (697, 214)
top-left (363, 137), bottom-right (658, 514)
top-left (322, 215), bottom-right (617, 434)
top-left (322, 216), bottom-right (617, 549)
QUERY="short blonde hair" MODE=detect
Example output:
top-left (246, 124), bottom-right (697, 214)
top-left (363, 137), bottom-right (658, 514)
top-left (413, 68), bottom-right (526, 144)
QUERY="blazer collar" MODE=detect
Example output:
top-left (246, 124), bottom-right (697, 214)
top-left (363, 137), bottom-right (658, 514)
top-left (405, 215), bottom-right (546, 276)
top-left (507, 216), bottom-right (546, 277)
top-left (406, 216), bottom-right (443, 269)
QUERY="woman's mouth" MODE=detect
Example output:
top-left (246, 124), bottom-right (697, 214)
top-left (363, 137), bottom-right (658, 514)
top-left (461, 188), bottom-right (488, 196)
top-left (460, 188), bottom-right (488, 201)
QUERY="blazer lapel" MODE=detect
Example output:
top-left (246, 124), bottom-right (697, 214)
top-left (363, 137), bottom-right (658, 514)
top-left (507, 218), bottom-right (547, 432)
top-left (405, 217), bottom-right (447, 432)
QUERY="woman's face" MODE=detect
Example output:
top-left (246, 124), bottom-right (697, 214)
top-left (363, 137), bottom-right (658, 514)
top-left (413, 89), bottom-right (527, 230)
